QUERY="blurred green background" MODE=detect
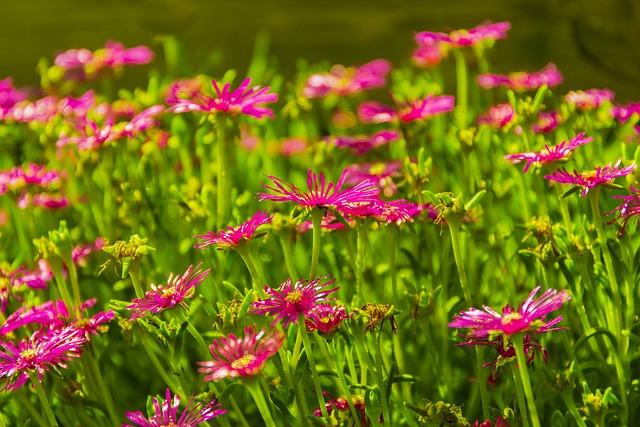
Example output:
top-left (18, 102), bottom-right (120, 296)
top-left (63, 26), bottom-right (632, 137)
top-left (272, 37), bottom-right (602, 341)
top-left (1, 0), bottom-right (639, 100)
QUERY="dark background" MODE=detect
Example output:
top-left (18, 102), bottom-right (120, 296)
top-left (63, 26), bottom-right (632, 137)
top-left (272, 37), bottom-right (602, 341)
top-left (1, 0), bottom-right (639, 101)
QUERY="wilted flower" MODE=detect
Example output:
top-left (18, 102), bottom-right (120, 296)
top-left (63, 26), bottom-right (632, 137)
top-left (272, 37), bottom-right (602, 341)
top-left (606, 186), bottom-right (640, 235)
top-left (544, 159), bottom-right (637, 197)
top-left (0, 325), bottom-right (85, 391)
top-left (565, 89), bottom-right (614, 110)
top-left (194, 211), bottom-right (272, 250)
top-left (126, 263), bottom-right (210, 319)
top-left (505, 132), bottom-right (593, 173)
top-left (448, 286), bottom-right (571, 338)
top-left (251, 277), bottom-right (339, 328)
top-left (303, 59), bottom-right (391, 98)
top-left (358, 94), bottom-right (455, 124)
top-left (258, 169), bottom-right (380, 214)
top-left (197, 326), bottom-right (284, 381)
top-left (124, 388), bottom-right (227, 427)
top-left (167, 77), bottom-right (278, 119)
top-left (477, 63), bottom-right (563, 91)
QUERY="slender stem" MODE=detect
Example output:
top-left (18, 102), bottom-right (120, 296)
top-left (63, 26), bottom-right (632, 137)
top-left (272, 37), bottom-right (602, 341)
top-left (244, 378), bottom-right (277, 427)
top-left (453, 49), bottom-right (468, 130)
top-left (216, 115), bottom-right (230, 229)
top-left (555, 183), bottom-right (573, 235)
top-left (354, 219), bottom-right (367, 306)
top-left (28, 373), bottom-right (58, 427)
top-left (81, 345), bottom-right (120, 427)
top-left (128, 259), bottom-right (145, 299)
top-left (373, 332), bottom-right (391, 426)
top-left (327, 341), bottom-right (362, 427)
top-left (278, 348), bottom-right (310, 426)
top-left (17, 391), bottom-right (48, 427)
top-left (278, 231), bottom-right (300, 280)
top-left (510, 363), bottom-right (530, 427)
top-left (513, 335), bottom-right (541, 427)
top-left (309, 209), bottom-right (324, 280)
top-left (235, 244), bottom-right (265, 296)
top-left (560, 391), bottom-right (588, 427)
top-left (297, 315), bottom-right (329, 419)
top-left (137, 327), bottom-right (186, 400)
top-left (448, 223), bottom-right (473, 306)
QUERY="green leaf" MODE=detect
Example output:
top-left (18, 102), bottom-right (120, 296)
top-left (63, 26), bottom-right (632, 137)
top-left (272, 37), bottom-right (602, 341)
top-left (550, 410), bottom-right (568, 427)
top-left (464, 189), bottom-right (486, 210)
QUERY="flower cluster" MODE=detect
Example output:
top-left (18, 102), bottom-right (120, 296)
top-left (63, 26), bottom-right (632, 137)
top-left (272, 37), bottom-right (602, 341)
top-left (0, 163), bottom-right (68, 209)
top-left (327, 130), bottom-right (399, 155)
top-left (478, 63), bottom-right (563, 91)
top-left (303, 59), bottom-right (391, 98)
top-left (358, 94), bottom-right (455, 123)
top-left (54, 40), bottom-right (153, 78)
top-left (565, 89), bottom-right (614, 110)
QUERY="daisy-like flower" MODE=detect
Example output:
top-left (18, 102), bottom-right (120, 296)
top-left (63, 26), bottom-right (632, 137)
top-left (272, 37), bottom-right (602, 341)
top-left (167, 77), bottom-right (278, 119)
top-left (197, 326), bottom-right (284, 381)
top-left (565, 89), bottom-right (614, 110)
top-left (258, 169), bottom-right (380, 214)
top-left (0, 260), bottom-right (52, 313)
top-left (251, 277), bottom-right (339, 328)
top-left (606, 186), bottom-right (640, 235)
top-left (477, 103), bottom-right (515, 128)
top-left (532, 111), bottom-right (562, 133)
top-left (304, 304), bottom-right (349, 334)
top-left (0, 325), bottom-right (85, 391)
top-left (194, 211), bottom-right (272, 250)
top-left (124, 388), bottom-right (227, 427)
top-left (411, 43), bottom-right (448, 68)
top-left (357, 94), bottom-right (455, 124)
top-left (448, 286), bottom-right (571, 339)
top-left (303, 59), bottom-right (391, 98)
top-left (121, 105), bottom-right (165, 138)
top-left (544, 159), bottom-right (637, 197)
top-left (345, 160), bottom-right (403, 197)
top-left (328, 130), bottom-right (399, 155)
top-left (477, 63), bottom-right (563, 91)
top-left (126, 263), bottom-right (210, 319)
top-left (505, 132), bottom-right (593, 173)
top-left (415, 21), bottom-right (511, 48)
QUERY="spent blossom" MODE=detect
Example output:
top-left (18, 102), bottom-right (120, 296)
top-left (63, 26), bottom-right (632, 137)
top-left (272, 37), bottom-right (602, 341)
top-left (358, 94), bottom-right (454, 124)
top-left (448, 286), bottom-right (571, 338)
top-left (303, 59), bottom-right (391, 98)
top-left (505, 132), bottom-right (593, 173)
top-left (167, 77), bottom-right (278, 119)
top-left (544, 159), bottom-right (637, 197)
top-left (197, 325), bottom-right (284, 381)
top-left (194, 211), bottom-right (272, 250)
top-left (477, 63), bottom-right (563, 91)
top-left (126, 263), bottom-right (210, 319)
top-left (251, 277), bottom-right (339, 327)
top-left (124, 388), bottom-right (227, 427)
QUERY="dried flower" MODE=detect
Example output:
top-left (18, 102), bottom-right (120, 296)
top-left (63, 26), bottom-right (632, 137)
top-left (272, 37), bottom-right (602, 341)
top-left (197, 326), bottom-right (284, 381)
top-left (251, 277), bottom-right (339, 328)
top-left (544, 159), bottom-right (637, 197)
top-left (448, 286), bottom-right (570, 338)
top-left (505, 132), bottom-right (593, 173)
top-left (194, 211), bottom-right (272, 250)
top-left (126, 263), bottom-right (210, 319)
top-left (361, 303), bottom-right (398, 334)
top-left (124, 388), bottom-right (227, 427)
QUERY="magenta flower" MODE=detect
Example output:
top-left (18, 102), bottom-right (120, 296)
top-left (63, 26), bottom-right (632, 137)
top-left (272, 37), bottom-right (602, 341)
top-left (121, 105), bottom-right (165, 138)
top-left (124, 388), bottom-right (227, 427)
top-left (328, 130), bottom-right (399, 155)
top-left (532, 111), bottom-right (562, 133)
top-left (303, 59), bottom-right (391, 98)
top-left (167, 77), bottom-right (278, 119)
top-left (0, 260), bottom-right (52, 313)
top-left (477, 103), bottom-right (515, 128)
top-left (473, 416), bottom-right (509, 427)
top-left (5, 96), bottom-right (58, 123)
top-left (54, 47), bottom-right (94, 69)
top-left (449, 286), bottom-right (571, 338)
top-left (411, 44), bottom-right (448, 68)
top-left (126, 263), bottom-right (210, 319)
top-left (258, 169), bottom-right (380, 214)
top-left (314, 394), bottom-right (372, 427)
top-left (611, 101), bottom-right (640, 123)
top-left (505, 132), bottom-right (593, 173)
top-left (197, 326), bottom-right (284, 381)
top-left (606, 186), bottom-right (640, 235)
top-left (305, 305), bottom-right (349, 334)
top-left (194, 211), bottom-right (272, 250)
top-left (544, 159), bottom-right (637, 197)
top-left (101, 41), bottom-right (154, 68)
top-left (415, 21), bottom-right (511, 48)
top-left (0, 325), bottom-right (85, 391)
top-left (345, 160), bottom-right (403, 197)
top-left (251, 277), bottom-right (339, 327)
top-left (358, 94), bottom-right (455, 124)
top-left (565, 89), bottom-right (614, 110)
top-left (477, 63), bottom-right (563, 91)
top-left (0, 78), bottom-right (29, 119)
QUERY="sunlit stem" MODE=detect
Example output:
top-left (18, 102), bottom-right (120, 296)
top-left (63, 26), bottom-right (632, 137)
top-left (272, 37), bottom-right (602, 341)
top-left (298, 314), bottom-right (329, 418)
top-left (309, 209), bottom-right (324, 280)
top-left (512, 334), bottom-right (541, 427)
top-left (234, 244), bottom-right (265, 297)
top-left (28, 373), bottom-right (58, 427)
top-left (216, 114), bottom-right (230, 229)
top-left (278, 231), bottom-right (300, 280)
top-left (278, 348), bottom-right (310, 426)
top-left (453, 49), bottom-right (468, 130)
top-left (17, 391), bottom-right (48, 427)
top-left (354, 218), bottom-right (367, 306)
top-left (128, 258), bottom-right (145, 299)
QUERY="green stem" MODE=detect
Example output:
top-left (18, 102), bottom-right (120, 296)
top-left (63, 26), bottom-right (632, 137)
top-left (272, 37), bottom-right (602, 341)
top-left (298, 315), bottom-right (329, 419)
top-left (28, 373), bottom-right (58, 427)
top-left (138, 326), bottom-right (187, 400)
top-left (234, 244), bottom-right (265, 296)
top-left (18, 391), bottom-right (48, 427)
top-left (309, 209), bottom-right (324, 280)
top-left (244, 378), bottom-right (277, 427)
top-left (278, 348), bottom-right (310, 426)
top-left (278, 231), bottom-right (300, 280)
top-left (513, 335), bottom-right (541, 427)
top-left (510, 363), bottom-right (530, 427)
top-left (453, 49), bottom-right (469, 130)
top-left (327, 341), bottom-right (362, 427)
top-left (448, 223), bottom-right (473, 306)
top-left (354, 219), bottom-right (367, 306)
top-left (560, 391), bottom-right (588, 427)
top-left (216, 115), bottom-right (230, 229)
top-left (128, 259), bottom-right (145, 299)
top-left (373, 332), bottom-right (391, 426)
top-left (81, 345), bottom-right (120, 427)
top-left (555, 183), bottom-right (573, 235)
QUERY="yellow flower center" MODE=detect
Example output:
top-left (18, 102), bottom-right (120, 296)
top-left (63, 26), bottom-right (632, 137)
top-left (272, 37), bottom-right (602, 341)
top-left (161, 287), bottom-right (177, 299)
top-left (501, 312), bottom-right (523, 325)
top-left (231, 353), bottom-right (256, 369)
top-left (20, 349), bottom-right (38, 362)
top-left (285, 290), bottom-right (302, 303)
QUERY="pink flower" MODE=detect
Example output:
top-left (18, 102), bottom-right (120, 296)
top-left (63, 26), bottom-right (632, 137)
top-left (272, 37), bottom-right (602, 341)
top-left (0, 78), bottom-right (29, 119)
top-left (505, 132), bottom-right (593, 173)
top-left (6, 96), bottom-right (58, 123)
top-left (477, 103), bottom-right (515, 128)
top-left (0, 326), bottom-right (85, 391)
top-left (473, 416), bottom-right (509, 427)
top-left (532, 111), bottom-right (562, 133)
top-left (197, 326), bottom-right (284, 381)
top-left (167, 77), bottom-right (278, 119)
top-left (54, 48), bottom-right (94, 69)
top-left (477, 63), bottom-right (563, 91)
top-left (544, 159), bottom-right (637, 197)
top-left (328, 130), bottom-right (399, 155)
top-left (121, 105), bottom-right (165, 138)
top-left (101, 41), bottom-right (154, 68)
top-left (251, 277), bottom-right (339, 327)
top-left (606, 186), bottom-right (640, 235)
top-left (411, 44), bottom-right (448, 68)
top-left (449, 286), bottom-right (571, 338)
top-left (415, 21), bottom-right (511, 48)
top-left (345, 160), bottom-right (403, 197)
top-left (124, 388), bottom-right (227, 427)
top-left (126, 264), bottom-right (210, 319)
top-left (194, 211), bottom-right (272, 250)
top-left (258, 169), bottom-right (380, 214)
top-left (305, 305), bottom-right (349, 334)
top-left (358, 94), bottom-right (454, 124)
top-left (610, 102), bottom-right (640, 123)
top-left (303, 59), bottom-right (391, 98)
top-left (565, 89), bottom-right (614, 110)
